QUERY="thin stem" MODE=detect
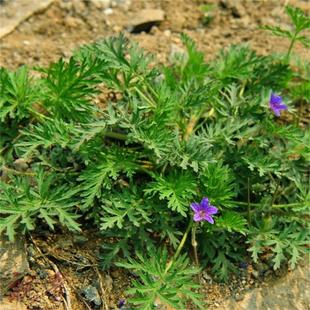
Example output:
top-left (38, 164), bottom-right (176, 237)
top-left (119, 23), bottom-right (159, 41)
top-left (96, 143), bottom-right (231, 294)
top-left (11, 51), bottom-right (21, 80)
top-left (233, 201), bottom-right (303, 208)
top-left (1, 166), bottom-right (35, 176)
top-left (104, 131), bottom-right (127, 140)
top-left (286, 32), bottom-right (298, 62)
top-left (191, 224), bottom-right (199, 267)
top-left (134, 86), bottom-right (156, 108)
top-left (191, 223), bottom-right (202, 282)
top-left (164, 220), bottom-right (193, 274)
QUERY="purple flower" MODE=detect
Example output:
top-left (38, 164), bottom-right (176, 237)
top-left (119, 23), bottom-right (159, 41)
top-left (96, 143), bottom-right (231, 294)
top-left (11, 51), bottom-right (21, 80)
top-left (191, 197), bottom-right (218, 223)
top-left (269, 93), bottom-right (287, 116)
top-left (118, 299), bottom-right (125, 308)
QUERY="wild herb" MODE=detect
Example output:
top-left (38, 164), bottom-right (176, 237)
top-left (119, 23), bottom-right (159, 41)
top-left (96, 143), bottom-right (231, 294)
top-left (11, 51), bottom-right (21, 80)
top-left (0, 5), bottom-right (309, 309)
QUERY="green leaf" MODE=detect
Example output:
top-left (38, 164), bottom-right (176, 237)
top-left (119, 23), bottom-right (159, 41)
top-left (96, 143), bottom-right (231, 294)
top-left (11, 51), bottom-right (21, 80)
top-left (145, 171), bottom-right (197, 216)
top-left (216, 211), bottom-right (247, 234)
top-left (285, 5), bottom-right (310, 33)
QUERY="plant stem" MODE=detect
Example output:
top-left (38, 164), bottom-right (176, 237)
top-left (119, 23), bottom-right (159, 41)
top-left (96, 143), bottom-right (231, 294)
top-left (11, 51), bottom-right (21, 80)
top-left (286, 33), bottom-right (297, 62)
top-left (134, 86), bottom-right (156, 108)
top-left (191, 224), bottom-right (199, 266)
top-left (164, 220), bottom-right (193, 274)
top-left (191, 223), bottom-right (202, 282)
top-left (104, 131), bottom-right (127, 140)
top-left (1, 166), bottom-right (35, 176)
top-left (233, 201), bottom-right (304, 208)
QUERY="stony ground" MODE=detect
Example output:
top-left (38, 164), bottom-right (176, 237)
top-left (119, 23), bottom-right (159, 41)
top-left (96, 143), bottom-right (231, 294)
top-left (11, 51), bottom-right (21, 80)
top-left (1, 0), bottom-right (309, 70)
top-left (0, 0), bottom-right (309, 309)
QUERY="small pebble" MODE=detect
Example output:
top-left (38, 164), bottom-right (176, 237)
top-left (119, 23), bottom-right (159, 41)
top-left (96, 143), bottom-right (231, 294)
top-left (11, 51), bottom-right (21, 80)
top-left (252, 270), bottom-right (259, 279)
top-left (104, 8), bottom-right (113, 15)
top-left (164, 29), bottom-right (171, 37)
top-left (235, 293), bottom-right (245, 301)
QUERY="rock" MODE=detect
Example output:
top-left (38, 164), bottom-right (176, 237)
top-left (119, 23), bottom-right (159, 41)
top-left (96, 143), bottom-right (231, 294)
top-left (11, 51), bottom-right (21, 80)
top-left (210, 260), bottom-right (310, 310)
top-left (251, 269), bottom-right (259, 279)
top-left (13, 160), bottom-right (30, 171)
top-left (64, 16), bottom-right (82, 28)
top-left (112, 25), bottom-right (122, 32)
top-left (239, 16), bottom-right (251, 28)
top-left (90, 0), bottom-right (111, 9)
top-left (0, 0), bottom-right (54, 39)
top-left (202, 270), bottom-right (213, 283)
top-left (111, 0), bottom-right (131, 9)
top-left (231, 3), bottom-right (246, 18)
top-left (104, 275), bottom-right (113, 292)
top-left (234, 293), bottom-right (244, 301)
top-left (81, 285), bottom-right (102, 306)
top-left (0, 298), bottom-right (27, 310)
top-left (163, 29), bottom-right (171, 37)
top-left (104, 7), bottom-right (113, 15)
top-left (220, 0), bottom-right (246, 18)
top-left (128, 9), bottom-right (165, 33)
top-left (0, 236), bottom-right (29, 296)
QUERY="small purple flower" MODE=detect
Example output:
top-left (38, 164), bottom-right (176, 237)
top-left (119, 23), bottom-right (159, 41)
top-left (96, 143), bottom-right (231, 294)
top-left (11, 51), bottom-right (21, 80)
top-left (191, 197), bottom-right (218, 223)
top-left (118, 299), bottom-right (126, 309)
top-left (269, 93), bottom-right (287, 116)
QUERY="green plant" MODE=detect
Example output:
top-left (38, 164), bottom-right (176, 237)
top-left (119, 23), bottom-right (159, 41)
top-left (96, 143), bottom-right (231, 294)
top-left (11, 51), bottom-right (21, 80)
top-left (117, 247), bottom-right (204, 309)
top-left (200, 4), bottom-right (216, 26)
top-left (262, 5), bottom-right (310, 61)
top-left (0, 6), bottom-right (309, 308)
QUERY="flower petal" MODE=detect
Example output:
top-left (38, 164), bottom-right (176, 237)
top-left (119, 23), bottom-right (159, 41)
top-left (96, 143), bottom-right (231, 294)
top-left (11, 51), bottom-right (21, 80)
top-left (273, 108), bottom-right (281, 117)
top-left (194, 213), bottom-right (204, 222)
top-left (203, 214), bottom-right (214, 224)
top-left (200, 197), bottom-right (209, 209)
top-left (205, 205), bottom-right (218, 215)
top-left (191, 203), bottom-right (201, 212)
top-left (278, 103), bottom-right (288, 110)
top-left (270, 93), bottom-right (282, 105)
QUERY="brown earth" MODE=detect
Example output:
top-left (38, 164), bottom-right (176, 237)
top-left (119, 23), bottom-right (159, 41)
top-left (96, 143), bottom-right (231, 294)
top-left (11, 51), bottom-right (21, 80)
top-left (0, 0), bottom-right (309, 309)
top-left (1, 0), bottom-right (309, 70)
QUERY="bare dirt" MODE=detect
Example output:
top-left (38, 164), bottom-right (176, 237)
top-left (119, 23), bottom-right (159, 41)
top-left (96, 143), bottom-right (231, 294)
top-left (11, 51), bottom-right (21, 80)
top-left (1, 0), bottom-right (309, 70)
top-left (0, 0), bottom-right (309, 309)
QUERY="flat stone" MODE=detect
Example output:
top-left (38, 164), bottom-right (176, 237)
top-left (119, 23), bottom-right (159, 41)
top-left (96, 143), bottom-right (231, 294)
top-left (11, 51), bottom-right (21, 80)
top-left (0, 236), bottom-right (29, 296)
top-left (81, 285), bottom-right (102, 306)
top-left (90, 0), bottom-right (111, 9)
top-left (0, 0), bottom-right (54, 39)
top-left (210, 260), bottom-right (310, 310)
top-left (128, 9), bottom-right (165, 33)
top-left (0, 298), bottom-right (27, 310)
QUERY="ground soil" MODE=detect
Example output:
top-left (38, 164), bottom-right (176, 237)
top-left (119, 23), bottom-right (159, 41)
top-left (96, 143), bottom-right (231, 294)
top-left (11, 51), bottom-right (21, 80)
top-left (0, 0), bottom-right (309, 309)
top-left (1, 0), bottom-right (309, 70)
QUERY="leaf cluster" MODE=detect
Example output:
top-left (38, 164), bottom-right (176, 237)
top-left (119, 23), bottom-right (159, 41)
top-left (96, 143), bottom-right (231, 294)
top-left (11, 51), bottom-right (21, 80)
top-left (0, 6), bottom-right (309, 306)
top-left (116, 247), bottom-right (204, 309)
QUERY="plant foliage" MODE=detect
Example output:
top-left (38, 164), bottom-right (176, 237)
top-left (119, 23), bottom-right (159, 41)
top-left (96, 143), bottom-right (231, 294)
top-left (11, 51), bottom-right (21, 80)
top-left (0, 5), bottom-right (309, 308)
